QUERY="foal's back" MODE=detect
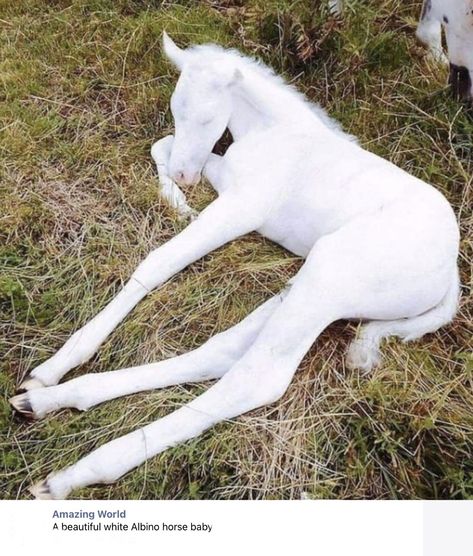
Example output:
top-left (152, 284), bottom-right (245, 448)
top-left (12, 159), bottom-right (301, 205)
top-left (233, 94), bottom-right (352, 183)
top-left (222, 123), bottom-right (456, 259)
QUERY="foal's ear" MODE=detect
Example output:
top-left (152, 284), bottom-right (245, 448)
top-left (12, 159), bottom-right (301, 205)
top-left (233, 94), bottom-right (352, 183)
top-left (162, 32), bottom-right (187, 70)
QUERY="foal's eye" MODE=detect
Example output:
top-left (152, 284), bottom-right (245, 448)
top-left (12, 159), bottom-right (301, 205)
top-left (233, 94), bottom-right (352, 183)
top-left (200, 118), bottom-right (213, 126)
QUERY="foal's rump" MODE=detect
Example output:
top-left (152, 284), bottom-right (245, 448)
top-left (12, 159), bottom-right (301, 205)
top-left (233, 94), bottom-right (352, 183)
top-left (303, 189), bottom-right (459, 322)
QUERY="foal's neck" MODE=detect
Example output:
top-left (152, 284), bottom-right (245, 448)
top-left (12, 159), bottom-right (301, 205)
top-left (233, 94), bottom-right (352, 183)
top-left (228, 66), bottom-right (327, 140)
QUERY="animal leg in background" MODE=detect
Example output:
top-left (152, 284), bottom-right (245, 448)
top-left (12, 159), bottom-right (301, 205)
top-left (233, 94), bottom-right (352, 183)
top-left (416, 0), bottom-right (448, 64)
top-left (11, 292), bottom-right (287, 419)
top-left (19, 194), bottom-right (265, 391)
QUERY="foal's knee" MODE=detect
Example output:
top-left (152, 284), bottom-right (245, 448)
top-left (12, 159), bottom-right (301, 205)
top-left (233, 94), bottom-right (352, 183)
top-left (151, 135), bottom-right (174, 162)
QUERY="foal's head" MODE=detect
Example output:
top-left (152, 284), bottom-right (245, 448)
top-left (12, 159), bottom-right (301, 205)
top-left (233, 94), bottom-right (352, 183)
top-left (163, 33), bottom-right (242, 186)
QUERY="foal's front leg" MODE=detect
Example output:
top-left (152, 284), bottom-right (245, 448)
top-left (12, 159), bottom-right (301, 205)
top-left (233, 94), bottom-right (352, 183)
top-left (11, 293), bottom-right (286, 419)
top-left (151, 135), bottom-right (196, 219)
top-left (30, 265), bottom-right (338, 499)
top-left (19, 194), bottom-right (264, 391)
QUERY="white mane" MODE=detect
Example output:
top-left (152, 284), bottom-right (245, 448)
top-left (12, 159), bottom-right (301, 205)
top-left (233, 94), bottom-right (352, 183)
top-left (187, 43), bottom-right (357, 142)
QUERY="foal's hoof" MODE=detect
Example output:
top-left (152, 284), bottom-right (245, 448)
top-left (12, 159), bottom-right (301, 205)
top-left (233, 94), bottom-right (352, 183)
top-left (29, 480), bottom-right (54, 500)
top-left (9, 393), bottom-right (36, 420)
top-left (177, 207), bottom-right (198, 222)
top-left (18, 376), bottom-right (44, 392)
top-left (345, 338), bottom-right (381, 374)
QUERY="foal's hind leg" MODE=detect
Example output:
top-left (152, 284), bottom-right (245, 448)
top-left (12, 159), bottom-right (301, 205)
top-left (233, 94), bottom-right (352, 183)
top-left (11, 293), bottom-right (286, 419)
top-left (30, 256), bottom-right (342, 499)
top-left (346, 270), bottom-right (460, 373)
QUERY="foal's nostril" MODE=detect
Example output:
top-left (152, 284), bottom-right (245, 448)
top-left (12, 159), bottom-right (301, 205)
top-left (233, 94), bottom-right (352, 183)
top-left (173, 171), bottom-right (185, 183)
top-left (172, 170), bottom-right (201, 186)
top-left (449, 64), bottom-right (472, 103)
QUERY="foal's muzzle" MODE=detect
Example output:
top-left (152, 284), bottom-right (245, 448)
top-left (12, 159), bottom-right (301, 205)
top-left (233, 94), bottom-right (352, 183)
top-left (449, 64), bottom-right (472, 103)
top-left (171, 170), bottom-right (201, 187)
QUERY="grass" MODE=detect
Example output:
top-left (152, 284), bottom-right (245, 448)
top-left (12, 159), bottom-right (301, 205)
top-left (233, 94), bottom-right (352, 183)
top-left (0, 0), bottom-right (472, 500)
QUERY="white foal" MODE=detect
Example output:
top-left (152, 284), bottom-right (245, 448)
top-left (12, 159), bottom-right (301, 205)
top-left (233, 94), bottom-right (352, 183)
top-left (416, 0), bottom-right (473, 101)
top-left (332, 0), bottom-right (473, 102)
top-left (11, 33), bottom-right (460, 500)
